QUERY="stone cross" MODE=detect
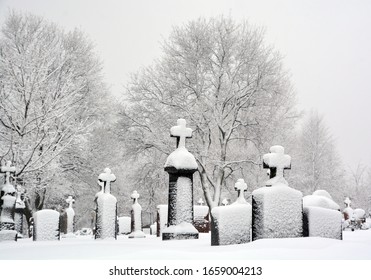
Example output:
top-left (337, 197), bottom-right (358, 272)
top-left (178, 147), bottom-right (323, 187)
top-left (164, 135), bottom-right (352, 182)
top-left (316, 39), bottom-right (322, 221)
top-left (198, 198), bottom-right (204, 206)
top-left (344, 197), bottom-right (351, 208)
top-left (98, 168), bottom-right (116, 194)
top-left (170, 119), bottom-right (192, 148)
top-left (66, 196), bottom-right (75, 208)
top-left (131, 190), bottom-right (140, 203)
top-left (222, 198), bottom-right (229, 206)
top-left (235, 179), bottom-right (248, 204)
top-left (263, 145), bottom-right (291, 186)
top-left (0, 161), bottom-right (16, 185)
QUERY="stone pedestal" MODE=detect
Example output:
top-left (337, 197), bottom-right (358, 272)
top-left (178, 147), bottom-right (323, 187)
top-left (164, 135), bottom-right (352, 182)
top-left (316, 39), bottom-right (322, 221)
top-left (95, 193), bottom-right (117, 239)
top-left (33, 209), bottom-right (60, 241)
top-left (252, 183), bottom-right (303, 241)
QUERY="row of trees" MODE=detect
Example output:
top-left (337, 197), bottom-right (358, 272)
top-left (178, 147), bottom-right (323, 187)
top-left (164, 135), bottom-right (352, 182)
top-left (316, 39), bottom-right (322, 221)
top-left (0, 12), bottom-right (369, 229)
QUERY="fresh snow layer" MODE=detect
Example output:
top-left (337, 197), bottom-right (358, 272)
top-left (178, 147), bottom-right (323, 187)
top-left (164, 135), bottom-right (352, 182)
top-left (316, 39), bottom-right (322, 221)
top-left (1, 229), bottom-right (371, 259)
top-left (164, 147), bottom-right (197, 170)
top-left (162, 221), bottom-right (198, 234)
top-left (194, 205), bottom-right (209, 219)
top-left (96, 193), bottom-right (117, 239)
top-left (303, 194), bottom-right (340, 211)
top-left (304, 206), bottom-right (342, 239)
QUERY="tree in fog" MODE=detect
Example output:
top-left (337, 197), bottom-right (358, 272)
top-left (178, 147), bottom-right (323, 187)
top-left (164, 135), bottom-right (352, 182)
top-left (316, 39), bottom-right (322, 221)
top-left (118, 16), bottom-right (298, 208)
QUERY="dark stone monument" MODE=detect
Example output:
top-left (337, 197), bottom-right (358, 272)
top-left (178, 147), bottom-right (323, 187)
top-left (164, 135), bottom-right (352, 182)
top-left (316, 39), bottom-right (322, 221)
top-left (252, 145), bottom-right (303, 241)
top-left (162, 119), bottom-right (199, 240)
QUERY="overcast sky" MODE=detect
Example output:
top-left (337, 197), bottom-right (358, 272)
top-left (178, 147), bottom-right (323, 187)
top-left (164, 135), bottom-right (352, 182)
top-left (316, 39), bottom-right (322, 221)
top-left (0, 0), bottom-right (370, 170)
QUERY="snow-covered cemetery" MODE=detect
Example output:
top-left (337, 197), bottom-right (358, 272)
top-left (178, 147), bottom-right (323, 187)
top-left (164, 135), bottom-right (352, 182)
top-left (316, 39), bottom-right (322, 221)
top-left (1, 0), bottom-right (371, 270)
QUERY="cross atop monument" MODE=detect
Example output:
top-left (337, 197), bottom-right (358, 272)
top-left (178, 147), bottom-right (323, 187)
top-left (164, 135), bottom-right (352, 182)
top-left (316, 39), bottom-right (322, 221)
top-left (170, 119), bottom-right (192, 149)
top-left (66, 195), bottom-right (75, 208)
top-left (263, 145), bottom-right (291, 186)
top-left (98, 168), bottom-right (116, 194)
top-left (234, 178), bottom-right (248, 204)
top-left (222, 198), bottom-right (229, 206)
top-left (0, 161), bottom-right (16, 185)
top-left (198, 198), bottom-right (204, 206)
top-left (131, 190), bottom-right (140, 203)
top-left (344, 197), bottom-right (351, 208)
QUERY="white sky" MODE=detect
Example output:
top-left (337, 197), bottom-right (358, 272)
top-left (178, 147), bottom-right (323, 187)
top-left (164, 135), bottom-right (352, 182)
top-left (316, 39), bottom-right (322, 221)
top-left (0, 0), bottom-right (370, 170)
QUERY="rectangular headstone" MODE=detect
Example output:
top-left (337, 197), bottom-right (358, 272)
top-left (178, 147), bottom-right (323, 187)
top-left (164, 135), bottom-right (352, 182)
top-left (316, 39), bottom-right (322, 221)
top-left (0, 230), bottom-right (17, 242)
top-left (303, 206), bottom-right (342, 239)
top-left (252, 183), bottom-right (303, 241)
top-left (156, 205), bottom-right (168, 237)
top-left (211, 204), bottom-right (252, 246)
top-left (118, 216), bottom-right (131, 235)
top-left (33, 210), bottom-right (60, 241)
top-left (95, 193), bottom-right (117, 239)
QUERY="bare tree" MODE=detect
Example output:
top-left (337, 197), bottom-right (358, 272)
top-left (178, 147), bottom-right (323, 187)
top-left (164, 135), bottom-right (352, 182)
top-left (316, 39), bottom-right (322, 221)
top-left (0, 12), bottom-right (105, 215)
top-left (118, 16), bottom-right (298, 209)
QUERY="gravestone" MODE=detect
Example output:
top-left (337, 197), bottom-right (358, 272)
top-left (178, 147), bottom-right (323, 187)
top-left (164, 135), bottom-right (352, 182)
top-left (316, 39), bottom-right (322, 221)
top-left (118, 216), bottom-right (131, 235)
top-left (95, 168), bottom-right (117, 239)
top-left (156, 204), bottom-right (168, 237)
top-left (211, 178), bottom-right (252, 246)
top-left (193, 198), bottom-right (210, 233)
top-left (33, 209), bottom-right (60, 241)
top-left (252, 145), bottom-right (303, 241)
top-left (221, 198), bottom-right (229, 206)
top-left (64, 195), bottom-right (75, 237)
top-left (0, 161), bottom-right (17, 234)
top-left (14, 186), bottom-right (26, 237)
top-left (129, 190), bottom-right (145, 238)
top-left (303, 190), bottom-right (342, 239)
top-left (162, 119), bottom-right (199, 240)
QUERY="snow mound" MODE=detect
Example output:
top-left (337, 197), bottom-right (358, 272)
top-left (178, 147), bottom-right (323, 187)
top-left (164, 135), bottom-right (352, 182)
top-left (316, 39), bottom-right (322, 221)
top-left (303, 194), bottom-right (340, 211)
top-left (194, 205), bottom-right (209, 218)
top-left (164, 147), bottom-right (198, 170)
top-left (312, 190), bottom-right (333, 200)
top-left (162, 221), bottom-right (198, 234)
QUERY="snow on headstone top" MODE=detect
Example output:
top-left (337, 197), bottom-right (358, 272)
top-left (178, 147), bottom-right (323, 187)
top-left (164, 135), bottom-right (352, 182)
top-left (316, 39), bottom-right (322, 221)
top-left (303, 190), bottom-right (340, 211)
top-left (0, 161), bottom-right (16, 193)
top-left (222, 198), bottom-right (229, 206)
top-left (233, 179), bottom-right (248, 204)
top-left (98, 168), bottom-right (116, 194)
top-left (313, 190), bottom-right (333, 200)
top-left (170, 118), bottom-right (192, 149)
top-left (263, 145), bottom-right (291, 186)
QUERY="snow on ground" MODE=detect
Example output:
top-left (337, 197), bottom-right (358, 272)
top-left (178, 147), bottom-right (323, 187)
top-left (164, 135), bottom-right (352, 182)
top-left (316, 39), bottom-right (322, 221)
top-left (1, 229), bottom-right (371, 260)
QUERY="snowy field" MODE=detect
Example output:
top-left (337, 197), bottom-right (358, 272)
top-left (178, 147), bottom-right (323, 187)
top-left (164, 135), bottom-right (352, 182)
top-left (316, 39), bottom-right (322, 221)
top-left (1, 229), bottom-right (371, 260)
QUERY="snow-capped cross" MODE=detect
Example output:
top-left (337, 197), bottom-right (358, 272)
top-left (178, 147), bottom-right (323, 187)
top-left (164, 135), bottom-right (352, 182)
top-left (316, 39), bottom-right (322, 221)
top-left (170, 119), bottom-right (192, 149)
top-left (0, 161), bottom-right (16, 185)
top-left (221, 198), bottom-right (229, 206)
top-left (198, 198), bottom-right (204, 206)
top-left (66, 195), bottom-right (75, 208)
top-left (234, 178), bottom-right (248, 204)
top-left (344, 197), bottom-right (351, 208)
top-left (263, 145), bottom-right (291, 186)
top-left (131, 190), bottom-right (140, 203)
top-left (98, 168), bottom-right (116, 194)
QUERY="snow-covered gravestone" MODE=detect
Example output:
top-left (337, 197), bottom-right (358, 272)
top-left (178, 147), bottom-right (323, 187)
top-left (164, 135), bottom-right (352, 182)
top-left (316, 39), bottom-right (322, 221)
top-left (163, 119), bottom-right (199, 240)
top-left (0, 161), bottom-right (17, 241)
top-left (193, 198), bottom-right (210, 233)
top-left (95, 168), bottom-right (117, 239)
top-left (14, 186), bottom-right (26, 238)
top-left (156, 204), bottom-right (168, 237)
top-left (252, 145), bottom-right (303, 241)
top-left (129, 190), bottom-right (145, 238)
top-left (64, 196), bottom-right (75, 237)
top-left (33, 209), bottom-right (60, 241)
top-left (118, 216), bottom-right (131, 235)
top-left (221, 198), bottom-right (229, 206)
top-left (303, 190), bottom-right (342, 239)
top-left (211, 179), bottom-right (252, 246)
